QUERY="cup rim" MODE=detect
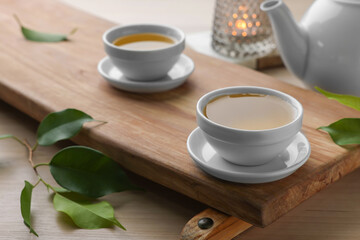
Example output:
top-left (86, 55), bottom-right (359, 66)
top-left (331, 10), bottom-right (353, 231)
top-left (196, 86), bottom-right (303, 133)
top-left (102, 23), bottom-right (185, 54)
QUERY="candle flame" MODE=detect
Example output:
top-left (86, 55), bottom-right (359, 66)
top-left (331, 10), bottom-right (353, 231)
top-left (233, 13), bottom-right (238, 19)
top-left (228, 21), bottom-right (233, 27)
top-left (232, 31), bottom-right (237, 36)
top-left (242, 32), bottom-right (247, 37)
top-left (235, 20), bottom-right (247, 30)
top-left (256, 21), bottom-right (261, 27)
top-left (243, 13), bottom-right (248, 19)
top-left (252, 14), bottom-right (257, 19)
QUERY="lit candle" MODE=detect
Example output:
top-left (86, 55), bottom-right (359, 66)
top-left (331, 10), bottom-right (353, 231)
top-left (227, 5), bottom-right (260, 38)
top-left (211, 0), bottom-right (275, 60)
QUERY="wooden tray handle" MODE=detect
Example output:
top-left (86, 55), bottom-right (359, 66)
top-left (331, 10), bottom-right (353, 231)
top-left (180, 208), bottom-right (252, 240)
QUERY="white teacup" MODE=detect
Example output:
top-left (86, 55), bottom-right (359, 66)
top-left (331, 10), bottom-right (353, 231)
top-left (103, 24), bottom-right (185, 81)
top-left (196, 86), bottom-right (303, 166)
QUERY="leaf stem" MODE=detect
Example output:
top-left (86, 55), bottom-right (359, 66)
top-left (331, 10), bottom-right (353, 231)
top-left (39, 178), bottom-right (57, 193)
top-left (93, 119), bottom-right (108, 124)
top-left (33, 179), bottom-right (41, 188)
top-left (0, 135), bottom-right (56, 192)
top-left (23, 139), bottom-right (38, 175)
top-left (0, 135), bottom-right (27, 147)
top-left (12, 136), bottom-right (26, 146)
top-left (34, 163), bottom-right (49, 169)
top-left (22, 141), bottom-right (57, 192)
top-left (13, 14), bottom-right (23, 27)
top-left (3, 135), bottom-right (58, 194)
top-left (32, 142), bottom-right (39, 152)
top-left (69, 28), bottom-right (78, 35)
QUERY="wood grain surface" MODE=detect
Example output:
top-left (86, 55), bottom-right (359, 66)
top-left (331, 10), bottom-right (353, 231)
top-left (1, 0), bottom-right (360, 227)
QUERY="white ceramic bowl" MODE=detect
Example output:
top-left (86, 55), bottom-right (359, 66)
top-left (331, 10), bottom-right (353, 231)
top-left (103, 24), bottom-right (185, 81)
top-left (196, 86), bottom-right (303, 166)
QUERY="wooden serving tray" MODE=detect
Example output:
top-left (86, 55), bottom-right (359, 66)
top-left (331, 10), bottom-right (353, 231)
top-left (1, 0), bottom-right (360, 227)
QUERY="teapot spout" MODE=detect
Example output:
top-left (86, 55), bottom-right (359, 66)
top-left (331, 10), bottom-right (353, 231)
top-left (261, 0), bottom-right (308, 79)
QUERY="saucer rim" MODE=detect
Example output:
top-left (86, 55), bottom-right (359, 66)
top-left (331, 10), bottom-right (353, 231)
top-left (187, 127), bottom-right (311, 178)
top-left (97, 54), bottom-right (194, 92)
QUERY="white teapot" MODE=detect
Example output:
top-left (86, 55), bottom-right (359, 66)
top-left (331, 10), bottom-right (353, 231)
top-left (261, 0), bottom-right (360, 96)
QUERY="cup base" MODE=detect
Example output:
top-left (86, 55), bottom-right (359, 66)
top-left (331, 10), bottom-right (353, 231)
top-left (187, 127), bottom-right (311, 184)
top-left (201, 130), bottom-right (296, 166)
top-left (97, 54), bottom-right (194, 93)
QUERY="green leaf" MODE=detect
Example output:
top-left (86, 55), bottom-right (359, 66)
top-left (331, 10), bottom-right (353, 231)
top-left (319, 118), bottom-right (360, 145)
top-left (50, 146), bottom-right (139, 198)
top-left (315, 87), bottom-right (360, 111)
top-left (14, 14), bottom-right (77, 42)
top-left (53, 193), bottom-right (125, 230)
top-left (53, 186), bottom-right (71, 193)
top-left (37, 109), bottom-right (94, 146)
top-left (20, 181), bottom-right (38, 237)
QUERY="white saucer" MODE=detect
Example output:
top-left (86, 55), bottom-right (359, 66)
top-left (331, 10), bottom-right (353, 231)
top-left (97, 54), bottom-right (194, 93)
top-left (187, 128), bottom-right (311, 184)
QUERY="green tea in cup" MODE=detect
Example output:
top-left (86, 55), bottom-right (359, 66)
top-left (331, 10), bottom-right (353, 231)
top-left (112, 33), bottom-right (175, 50)
top-left (204, 93), bottom-right (296, 130)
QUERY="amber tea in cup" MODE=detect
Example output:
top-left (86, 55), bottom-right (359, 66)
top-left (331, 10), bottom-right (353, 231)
top-left (204, 93), bottom-right (296, 130)
top-left (112, 33), bottom-right (175, 51)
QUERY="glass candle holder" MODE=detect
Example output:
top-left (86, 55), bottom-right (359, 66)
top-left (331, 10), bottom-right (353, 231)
top-left (212, 0), bottom-right (276, 60)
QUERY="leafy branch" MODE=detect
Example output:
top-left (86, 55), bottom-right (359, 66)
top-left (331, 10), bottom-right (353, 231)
top-left (316, 87), bottom-right (360, 146)
top-left (1, 109), bottom-right (139, 236)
